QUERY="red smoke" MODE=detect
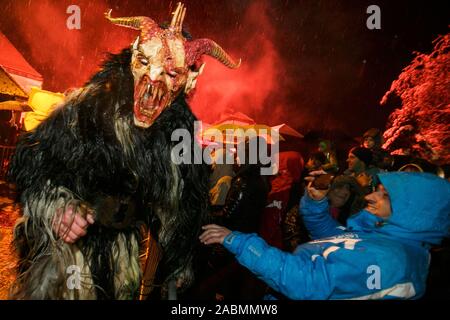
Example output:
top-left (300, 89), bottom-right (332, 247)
top-left (3, 0), bottom-right (135, 92)
top-left (3, 0), bottom-right (441, 138)
top-left (2, 0), bottom-right (295, 127)
top-left (190, 1), bottom-right (286, 126)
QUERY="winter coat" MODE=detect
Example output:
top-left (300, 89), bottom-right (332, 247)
top-left (222, 172), bottom-right (450, 299)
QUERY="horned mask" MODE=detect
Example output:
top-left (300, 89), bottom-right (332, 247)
top-left (105, 2), bottom-right (241, 128)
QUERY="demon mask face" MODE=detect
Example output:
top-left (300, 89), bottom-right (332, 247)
top-left (105, 3), bottom-right (240, 128)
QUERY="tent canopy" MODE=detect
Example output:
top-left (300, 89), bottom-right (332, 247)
top-left (0, 100), bottom-right (32, 112)
top-left (0, 66), bottom-right (28, 98)
top-left (0, 32), bottom-right (43, 95)
top-left (214, 111), bottom-right (256, 125)
top-left (0, 32), bottom-right (42, 81)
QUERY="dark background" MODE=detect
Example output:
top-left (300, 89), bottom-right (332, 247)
top-left (0, 0), bottom-right (449, 137)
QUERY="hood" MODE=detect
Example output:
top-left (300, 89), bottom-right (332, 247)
top-left (348, 172), bottom-right (450, 246)
top-left (279, 151), bottom-right (304, 183)
top-left (270, 151), bottom-right (304, 193)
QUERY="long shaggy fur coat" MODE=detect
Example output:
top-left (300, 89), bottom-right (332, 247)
top-left (8, 49), bottom-right (209, 299)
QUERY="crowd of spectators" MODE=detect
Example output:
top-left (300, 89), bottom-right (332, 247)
top-left (185, 127), bottom-right (450, 300)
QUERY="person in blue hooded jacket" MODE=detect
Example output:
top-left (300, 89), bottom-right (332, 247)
top-left (199, 172), bottom-right (450, 299)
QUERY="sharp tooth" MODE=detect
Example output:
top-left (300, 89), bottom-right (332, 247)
top-left (158, 89), bottom-right (163, 102)
top-left (152, 87), bottom-right (158, 100)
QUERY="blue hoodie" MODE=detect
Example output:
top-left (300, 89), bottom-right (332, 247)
top-left (222, 172), bottom-right (450, 299)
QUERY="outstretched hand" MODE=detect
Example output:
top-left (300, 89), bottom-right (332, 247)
top-left (305, 170), bottom-right (331, 201)
top-left (199, 224), bottom-right (232, 245)
top-left (52, 203), bottom-right (95, 244)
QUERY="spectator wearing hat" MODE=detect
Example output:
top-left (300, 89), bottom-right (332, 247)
top-left (327, 175), bottom-right (367, 225)
top-left (345, 146), bottom-right (381, 193)
top-left (318, 140), bottom-right (339, 173)
top-left (305, 152), bottom-right (327, 173)
top-left (362, 128), bottom-right (391, 170)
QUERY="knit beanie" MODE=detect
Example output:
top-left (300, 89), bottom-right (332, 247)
top-left (350, 147), bottom-right (373, 166)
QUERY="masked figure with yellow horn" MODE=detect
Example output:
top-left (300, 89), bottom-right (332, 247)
top-left (9, 2), bottom-right (240, 300)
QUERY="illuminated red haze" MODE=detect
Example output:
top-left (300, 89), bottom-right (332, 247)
top-left (189, 1), bottom-right (283, 125)
top-left (4, 0), bottom-right (307, 128)
top-left (6, 1), bottom-right (136, 92)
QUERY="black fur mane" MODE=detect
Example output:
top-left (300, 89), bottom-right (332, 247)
top-left (9, 48), bottom-right (210, 298)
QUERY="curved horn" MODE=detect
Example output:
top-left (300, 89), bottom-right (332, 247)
top-left (185, 39), bottom-right (241, 69)
top-left (104, 9), bottom-right (159, 42)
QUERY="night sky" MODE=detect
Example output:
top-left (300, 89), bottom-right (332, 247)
top-left (0, 0), bottom-right (448, 138)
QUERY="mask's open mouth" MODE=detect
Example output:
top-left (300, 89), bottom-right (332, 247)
top-left (133, 76), bottom-right (169, 128)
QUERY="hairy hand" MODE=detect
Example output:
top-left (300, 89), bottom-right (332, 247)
top-left (52, 203), bottom-right (95, 244)
top-left (199, 224), bottom-right (232, 245)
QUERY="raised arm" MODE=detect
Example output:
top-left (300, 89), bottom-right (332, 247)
top-left (300, 174), bottom-right (346, 239)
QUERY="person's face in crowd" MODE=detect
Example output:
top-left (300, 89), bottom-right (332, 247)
top-left (328, 185), bottom-right (351, 208)
top-left (364, 184), bottom-right (392, 218)
top-left (306, 157), bottom-right (321, 170)
top-left (363, 136), bottom-right (376, 149)
top-left (347, 152), bottom-right (366, 173)
top-left (318, 142), bottom-right (328, 153)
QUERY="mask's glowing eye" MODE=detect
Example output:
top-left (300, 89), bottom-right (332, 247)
top-left (139, 58), bottom-right (149, 66)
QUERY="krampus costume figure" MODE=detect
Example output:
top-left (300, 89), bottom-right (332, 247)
top-left (8, 3), bottom-right (240, 299)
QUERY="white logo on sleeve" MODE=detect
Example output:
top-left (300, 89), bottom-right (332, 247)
top-left (310, 237), bottom-right (362, 250)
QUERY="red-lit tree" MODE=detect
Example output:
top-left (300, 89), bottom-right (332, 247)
top-left (381, 32), bottom-right (449, 165)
